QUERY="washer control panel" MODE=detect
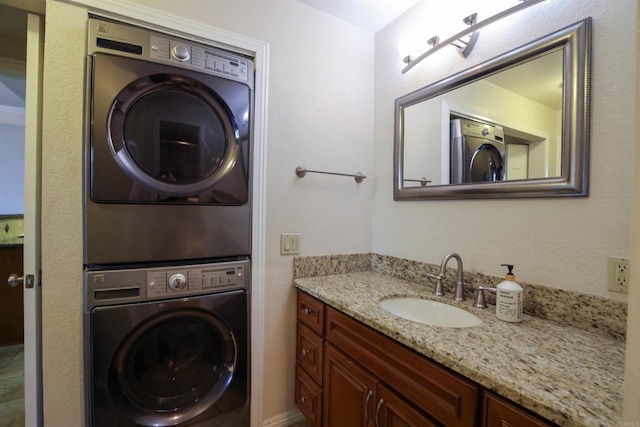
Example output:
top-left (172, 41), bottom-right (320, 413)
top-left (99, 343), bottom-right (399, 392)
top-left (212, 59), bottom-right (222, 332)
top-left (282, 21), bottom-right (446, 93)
top-left (147, 262), bottom-right (247, 298)
top-left (85, 259), bottom-right (250, 309)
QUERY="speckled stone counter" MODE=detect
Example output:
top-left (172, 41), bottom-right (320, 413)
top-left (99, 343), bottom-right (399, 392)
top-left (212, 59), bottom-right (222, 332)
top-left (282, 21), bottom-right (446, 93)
top-left (0, 238), bottom-right (24, 248)
top-left (294, 272), bottom-right (624, 427)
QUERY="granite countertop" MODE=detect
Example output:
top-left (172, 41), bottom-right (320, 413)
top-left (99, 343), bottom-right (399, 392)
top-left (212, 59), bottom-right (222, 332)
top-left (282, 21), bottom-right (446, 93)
top-left (294, 271), bottom-right (624, 427)
top-left (0, 238), bottom-right (24, 248)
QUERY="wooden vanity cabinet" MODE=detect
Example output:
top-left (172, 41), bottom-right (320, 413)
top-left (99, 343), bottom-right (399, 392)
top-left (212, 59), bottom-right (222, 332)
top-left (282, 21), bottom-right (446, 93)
top-left (295, 290), bottom-right (556, 427)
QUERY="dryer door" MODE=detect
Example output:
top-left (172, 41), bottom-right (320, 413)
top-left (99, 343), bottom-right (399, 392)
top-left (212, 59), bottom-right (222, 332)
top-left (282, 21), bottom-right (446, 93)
top-left (91, 53), bottom-right (251, 204)
top-left (469, 143), bottom-right (505, 183)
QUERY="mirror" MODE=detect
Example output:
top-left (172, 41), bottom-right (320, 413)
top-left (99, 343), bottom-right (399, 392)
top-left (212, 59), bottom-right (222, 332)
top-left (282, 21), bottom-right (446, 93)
top-left (394, 18), bottom-right (591, 200)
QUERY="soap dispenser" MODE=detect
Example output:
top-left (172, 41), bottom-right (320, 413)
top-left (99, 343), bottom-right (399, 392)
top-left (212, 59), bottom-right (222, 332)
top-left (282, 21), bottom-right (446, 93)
top-left (496, 264), bottom-right (523, 322)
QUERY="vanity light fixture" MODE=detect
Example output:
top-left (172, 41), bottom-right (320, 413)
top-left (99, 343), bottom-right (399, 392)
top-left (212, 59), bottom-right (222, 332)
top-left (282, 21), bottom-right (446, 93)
top-left (401, 0), bottom-right (546, 74)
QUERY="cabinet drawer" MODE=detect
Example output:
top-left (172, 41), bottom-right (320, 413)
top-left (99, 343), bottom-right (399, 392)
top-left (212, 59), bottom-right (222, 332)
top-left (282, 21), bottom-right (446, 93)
top-left (326, 306), bottom-right (478, 427)
top-left (297, 290), bottom-right (325, 334)
top-left (297, 321), bottom-right (324, 385)
top-left (296, 366), bottom-right (322, 427)
top-left (482, 391), bottom-right (556, 427)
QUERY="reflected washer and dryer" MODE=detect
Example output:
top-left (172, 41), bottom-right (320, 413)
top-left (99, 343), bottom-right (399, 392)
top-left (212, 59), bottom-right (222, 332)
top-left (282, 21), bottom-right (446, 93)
top-left (84, 18), bottom-right (254, 265)
top-left (84, 259), bottom-right (250, 427)
top-left (450, 118), bottom-right (505, 184)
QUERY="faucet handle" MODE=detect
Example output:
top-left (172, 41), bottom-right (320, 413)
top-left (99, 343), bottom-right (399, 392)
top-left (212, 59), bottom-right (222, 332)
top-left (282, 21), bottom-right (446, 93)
top-left (427, 273), bottom-right (445, 296)
top-left (474, 286), bottom-right (496, 309)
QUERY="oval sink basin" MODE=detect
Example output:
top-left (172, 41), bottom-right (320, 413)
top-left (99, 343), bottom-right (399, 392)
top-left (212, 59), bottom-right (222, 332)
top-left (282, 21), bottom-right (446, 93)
top-left (379, 298), bottom-right (482, 328)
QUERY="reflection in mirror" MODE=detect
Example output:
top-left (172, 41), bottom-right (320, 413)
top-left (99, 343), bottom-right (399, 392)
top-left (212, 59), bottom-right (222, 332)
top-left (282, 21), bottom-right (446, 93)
top-left (394, 19), bottom-right (591, 200)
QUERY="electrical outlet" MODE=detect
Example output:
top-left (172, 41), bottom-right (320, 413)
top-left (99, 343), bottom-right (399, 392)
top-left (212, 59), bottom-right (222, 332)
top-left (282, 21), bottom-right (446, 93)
top-left (608, 256), bottom-right (630, 293)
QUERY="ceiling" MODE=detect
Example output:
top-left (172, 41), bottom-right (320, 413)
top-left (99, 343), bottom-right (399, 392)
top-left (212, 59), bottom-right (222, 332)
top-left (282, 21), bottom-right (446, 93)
top-left (297, 0), bottom-right (420, 33)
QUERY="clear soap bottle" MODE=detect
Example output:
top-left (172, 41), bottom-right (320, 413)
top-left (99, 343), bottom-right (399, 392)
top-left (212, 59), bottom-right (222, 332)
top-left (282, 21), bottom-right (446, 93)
top-left (496, 264), bottom-right (523, 322)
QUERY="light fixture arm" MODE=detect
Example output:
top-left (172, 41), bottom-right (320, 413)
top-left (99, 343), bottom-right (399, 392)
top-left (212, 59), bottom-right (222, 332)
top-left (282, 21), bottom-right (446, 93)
top-left (401, 0), bottom-right (546, 74)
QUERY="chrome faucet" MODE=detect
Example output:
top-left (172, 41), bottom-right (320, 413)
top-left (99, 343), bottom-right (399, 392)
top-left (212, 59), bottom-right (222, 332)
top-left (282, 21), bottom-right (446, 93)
top-left (428, 252), bottom-right (465, 301)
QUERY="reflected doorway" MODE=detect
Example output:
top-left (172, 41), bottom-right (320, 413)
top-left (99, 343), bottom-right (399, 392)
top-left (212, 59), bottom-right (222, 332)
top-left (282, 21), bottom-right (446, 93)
top-left (0, 3), bottom-right (27, 426)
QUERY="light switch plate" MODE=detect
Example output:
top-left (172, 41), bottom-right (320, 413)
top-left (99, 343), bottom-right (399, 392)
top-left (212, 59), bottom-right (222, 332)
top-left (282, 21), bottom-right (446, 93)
top-left (281, 233), bottom-right (300, 255)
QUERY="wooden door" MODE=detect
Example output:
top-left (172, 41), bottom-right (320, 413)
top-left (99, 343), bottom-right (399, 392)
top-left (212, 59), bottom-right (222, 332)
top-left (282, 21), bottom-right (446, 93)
top-left (0, 246), bottom-right (24, 345)
top-left (323, 344), bottom-right (377, 427)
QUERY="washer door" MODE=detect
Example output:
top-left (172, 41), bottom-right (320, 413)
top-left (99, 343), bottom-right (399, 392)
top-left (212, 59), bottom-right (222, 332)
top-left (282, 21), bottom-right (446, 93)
top-left (108, 74), bottom-right (239, 197)
top-left (108, 309), bottom-right (237, 426)
top-left (469, 143), bottom-right (504, 183)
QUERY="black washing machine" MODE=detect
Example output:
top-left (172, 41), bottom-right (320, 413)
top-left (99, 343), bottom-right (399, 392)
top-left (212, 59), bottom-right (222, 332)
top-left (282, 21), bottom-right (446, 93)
top-left (84, 259), bottom-right (250, 427)
top-left (84, 18), bottom-right (254, 266)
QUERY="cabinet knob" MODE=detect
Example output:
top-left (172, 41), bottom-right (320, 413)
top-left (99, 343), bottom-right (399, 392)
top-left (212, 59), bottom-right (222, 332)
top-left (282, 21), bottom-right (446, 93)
top-left (299, 396), bottom-right (308, 403)
top-left (300, 348), bottom-right (309, 357)
top-left (303, 307), bottom-right (312, 315)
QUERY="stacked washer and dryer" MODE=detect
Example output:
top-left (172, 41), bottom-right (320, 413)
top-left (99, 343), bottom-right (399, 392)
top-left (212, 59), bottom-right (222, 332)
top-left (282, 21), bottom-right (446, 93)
top-left (83, 18), bottom-right (253, 427)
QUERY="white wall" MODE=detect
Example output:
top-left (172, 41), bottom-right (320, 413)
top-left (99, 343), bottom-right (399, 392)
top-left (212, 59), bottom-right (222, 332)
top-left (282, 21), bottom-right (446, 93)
top-left (41, 0), bottom-right (373, 425)
top-left (373, 0), bottom-right (635, 299)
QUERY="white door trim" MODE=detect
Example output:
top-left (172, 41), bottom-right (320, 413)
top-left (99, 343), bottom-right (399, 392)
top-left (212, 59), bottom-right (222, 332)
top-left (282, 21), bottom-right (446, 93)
top-left (59, 1), bottom-right (270, 425)
top-left (24, 12), bottom-right (44, 427)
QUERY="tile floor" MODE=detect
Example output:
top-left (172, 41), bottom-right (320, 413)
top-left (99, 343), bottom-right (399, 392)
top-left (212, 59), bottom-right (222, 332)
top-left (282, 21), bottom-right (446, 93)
top-left (0, 344), bottom-right (24, 427)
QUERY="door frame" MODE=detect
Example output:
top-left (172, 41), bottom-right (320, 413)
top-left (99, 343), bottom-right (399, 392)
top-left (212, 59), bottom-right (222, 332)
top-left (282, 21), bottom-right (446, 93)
top-left (61, 1), bottom-right (270, 425)
top-left (23, 12), bottom-right (44, 427)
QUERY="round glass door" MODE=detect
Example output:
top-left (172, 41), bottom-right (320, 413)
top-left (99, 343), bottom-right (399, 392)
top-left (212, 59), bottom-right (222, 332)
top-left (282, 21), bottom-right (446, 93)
top-left (108, 74), bottom-right (239, 197)
top-left (470, 144), bottom-right (504, 182)
top-left (109, 310), bottom-right (237, 426)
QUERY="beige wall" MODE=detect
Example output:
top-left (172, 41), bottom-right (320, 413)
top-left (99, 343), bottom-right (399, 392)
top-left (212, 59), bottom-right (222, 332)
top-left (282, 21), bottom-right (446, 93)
top-left (41, 1), bottom-right (86, 425)
top-left (41, 0), bottom-right (373, 425)
top-left (373, 0), bottom-right (635, 299)
top-left (623, 0), bottom-right (640, 419)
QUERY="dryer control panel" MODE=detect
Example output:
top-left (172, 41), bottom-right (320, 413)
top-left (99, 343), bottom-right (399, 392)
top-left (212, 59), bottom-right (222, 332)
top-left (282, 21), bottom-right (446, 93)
top-left (87, 18), bottom-right (254, 88)
top-left (149, 36), bottom-right (250, 83)
top-left (84, 259), bottom-right (250, 309)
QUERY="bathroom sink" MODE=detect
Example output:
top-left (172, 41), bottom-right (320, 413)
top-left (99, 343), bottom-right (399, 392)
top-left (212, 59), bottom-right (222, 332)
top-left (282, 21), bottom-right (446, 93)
top-left (379, 297), bottom-right (482, 328)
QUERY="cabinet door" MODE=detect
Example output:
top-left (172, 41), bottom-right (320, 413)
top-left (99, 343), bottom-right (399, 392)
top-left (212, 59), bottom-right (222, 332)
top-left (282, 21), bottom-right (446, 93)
top-left (296, 367), bottom-right (323, 427)
top-left (324, 344), bottom-right (377, 427)
top-left (482, 391), bottom-right (555, 427)
top-left (377, 384), bottom-right (439, 427)
top-left (297, 290), bottom-right (325, 334)
top-left (297, 321), bottom-right (324, 384)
